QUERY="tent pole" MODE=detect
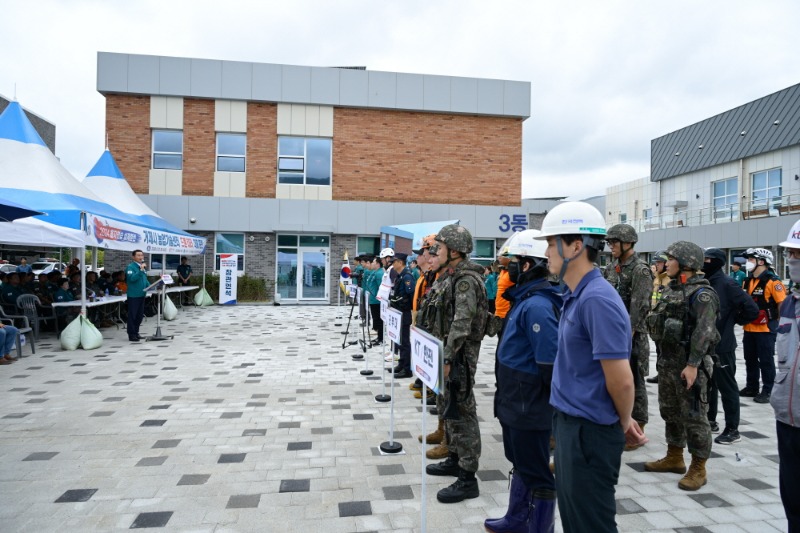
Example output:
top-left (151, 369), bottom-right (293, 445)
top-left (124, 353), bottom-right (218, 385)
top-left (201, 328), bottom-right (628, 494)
top-left (80, 247), bottom-right (87, 316)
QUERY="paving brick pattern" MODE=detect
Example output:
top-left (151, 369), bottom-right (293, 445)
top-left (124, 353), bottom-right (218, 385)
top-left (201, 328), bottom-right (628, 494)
top-left (0, 305), bottom-right (789, 531)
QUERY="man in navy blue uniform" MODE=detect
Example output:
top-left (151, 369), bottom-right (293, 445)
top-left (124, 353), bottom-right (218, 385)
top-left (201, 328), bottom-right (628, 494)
top-left (485, 229), bottom-right (560, 533)
top-left (387, 253), bottom-right (415, 378)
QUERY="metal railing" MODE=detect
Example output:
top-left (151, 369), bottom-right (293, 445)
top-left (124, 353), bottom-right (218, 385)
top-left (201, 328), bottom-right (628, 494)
top-left (631, 193), bottom-right (800, 233)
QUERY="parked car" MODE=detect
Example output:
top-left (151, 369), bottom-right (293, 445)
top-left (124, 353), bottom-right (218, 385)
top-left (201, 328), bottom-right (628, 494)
top-left (30, 261), bottom-right (66, 275)
top-left (0, 264), bottom-right (17, 274)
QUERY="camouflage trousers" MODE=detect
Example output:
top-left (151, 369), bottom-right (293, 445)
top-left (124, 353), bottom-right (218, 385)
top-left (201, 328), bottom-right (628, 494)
top-left (445, 343), bottom-right (482, 472)
top-left (632, 331), bottom-right (650, 425)
top-left (656, 357), bottom-right (712, 458)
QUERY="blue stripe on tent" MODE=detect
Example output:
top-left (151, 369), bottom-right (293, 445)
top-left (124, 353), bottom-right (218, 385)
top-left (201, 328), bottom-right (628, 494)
top-left (0, 102), bottom-right (48, 147)
top-left (86, 150), bottom-right (125, 179)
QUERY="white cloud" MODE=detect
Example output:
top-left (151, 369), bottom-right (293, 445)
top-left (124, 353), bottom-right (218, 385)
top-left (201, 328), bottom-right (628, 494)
top-left (1, 0), bottom-right (797, 200)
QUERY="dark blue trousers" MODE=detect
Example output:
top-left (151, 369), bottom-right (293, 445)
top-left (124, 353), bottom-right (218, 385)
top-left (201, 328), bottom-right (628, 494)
top-left (399, 310), bottom-right (411, 371)
top-left (743, 331), bottom-right (777, 393)
top-left (553, 411), bottom-right (624, 533)
top-left (501, 422), bottom-right (554, 491)
top-left (127, 296), bottom-right (145, 340)
top-left (777, 421), bottom-right (800, 533)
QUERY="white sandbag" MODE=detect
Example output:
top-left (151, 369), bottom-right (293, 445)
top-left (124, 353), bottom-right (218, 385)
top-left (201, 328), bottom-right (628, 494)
top-left (194, 288), bottom-right (214, 306)
top-left (60, 316), bottom-right (82, 351)
top-left (79, 316), bottom-right (103, 350)
top-left (163, 297), bottom-right (178, 321)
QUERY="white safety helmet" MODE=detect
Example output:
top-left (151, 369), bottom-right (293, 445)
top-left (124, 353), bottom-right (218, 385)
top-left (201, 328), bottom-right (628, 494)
top-left (744, 247), bottom-right (774, 266)
top-left (497, 231), bottom-right (523, 257)
top-left (535, 201), bottom-right (607, 243)
top-left (507, 229), bottom-right (548, 259)
top-left (779, 219), bottom-right (800, 249)
top-left (379, 247), bottom-right (395, 259)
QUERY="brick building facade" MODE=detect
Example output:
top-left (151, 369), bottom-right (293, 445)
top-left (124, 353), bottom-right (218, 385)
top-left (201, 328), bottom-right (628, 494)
top-left (98, 52), bottom-right (531, 304)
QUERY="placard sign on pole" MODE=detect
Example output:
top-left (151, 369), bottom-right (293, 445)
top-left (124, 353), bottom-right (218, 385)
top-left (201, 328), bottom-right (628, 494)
top-left (376, 281), bottom-right (392, 302)
top-left (410, 326), bottom-right (443, 394)
top-left (348, 284), bottom-right (358, 302)
top-left (219, 254), bottom-right (237, 305)
top-left (385, 307), bottom-right (402, 344)
top-left (379, 299), bottom-right (389, 321)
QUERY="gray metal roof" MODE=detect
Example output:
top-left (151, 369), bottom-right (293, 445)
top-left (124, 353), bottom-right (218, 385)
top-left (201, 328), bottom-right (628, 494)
top-left (651, 83), bottom-right (800, 181)
top-left (97, 52), bottom-right (531, 119)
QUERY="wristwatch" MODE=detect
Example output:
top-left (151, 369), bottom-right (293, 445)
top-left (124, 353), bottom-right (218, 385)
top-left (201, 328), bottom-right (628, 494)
top-left (443, 358), bottom-right (452, 365)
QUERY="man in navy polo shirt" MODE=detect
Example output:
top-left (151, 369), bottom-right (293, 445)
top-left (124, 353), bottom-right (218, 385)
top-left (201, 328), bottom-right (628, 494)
top-left (536, 202), bottom-right (646, 533)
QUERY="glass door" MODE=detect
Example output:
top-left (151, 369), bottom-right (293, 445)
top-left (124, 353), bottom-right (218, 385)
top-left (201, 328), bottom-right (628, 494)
top-left (299, 250), bottom-right (328, 300)
top-left (276, 248), bottom-right (298, 300)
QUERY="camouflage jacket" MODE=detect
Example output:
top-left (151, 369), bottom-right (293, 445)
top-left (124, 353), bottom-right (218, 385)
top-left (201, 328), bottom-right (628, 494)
top-left (604, 253), bottom-right (654, 333)
top-left (647, 274), bottom-right (720, 368)
top-left (417, 260), bottom-right (488, 363)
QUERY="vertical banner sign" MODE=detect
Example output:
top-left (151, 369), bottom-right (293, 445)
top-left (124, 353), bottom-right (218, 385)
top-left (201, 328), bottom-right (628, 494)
top-left (380, 299), bottom-right (389, 321)
top-left (219, 254), bottom-right (237, 305)
top-left (410, 326), bottom-right (443, 393)
top-left (385, 307), bottom-right (402, 343)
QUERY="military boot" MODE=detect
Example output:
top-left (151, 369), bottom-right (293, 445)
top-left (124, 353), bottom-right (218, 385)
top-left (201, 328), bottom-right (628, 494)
top-left (418, 419), bottom-right (444, 445)
top-left (644, 444), bottom-right (686, 474)
top-left (426, 435), bottom-right (449, 460)
top-left (624, 423), bottom-right (646, 452)
top-left (484, 470), bottom-right (531, 533)
top-left (678, 456), bottom-right (707, 491)
top-left (426, 452), bottom-right (459, 476)
top-left (437, 467), bottom-right (479, 503)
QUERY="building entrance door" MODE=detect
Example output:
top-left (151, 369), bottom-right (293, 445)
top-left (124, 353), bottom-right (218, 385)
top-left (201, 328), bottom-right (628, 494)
top-left (299, 250), bottom-right (328, 300)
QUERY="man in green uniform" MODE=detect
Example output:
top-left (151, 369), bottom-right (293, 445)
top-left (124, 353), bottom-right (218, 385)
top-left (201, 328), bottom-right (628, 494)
top-left (645, 241), bottom-right (719, 491)
top-left (419, 224), bottom-right (488, 504)
top-left (126, 249), bottom-right (149, 342)
top-left (603, 224), bottom-right (654, 449)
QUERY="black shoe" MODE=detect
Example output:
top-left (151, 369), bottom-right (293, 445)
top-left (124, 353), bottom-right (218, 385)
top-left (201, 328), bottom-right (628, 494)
top-left (646, 374), bottom-right (659, 384)
top-left (129, 337), bottom-right (140, 342)
top-left (754, 392), bottom-right (771, 403)
top-left (429, 407), bottom-right (439, 416)
top-left (436, 469), bottom-right (479, 503)
top-left (715, 427), bottom-right (741, 445)
top-left (387, 365), bottom-right (402, 373)
top-left (424, 394), bottom-right (436, 405)
top-left (426, 454), bottom-right (460, 477)
top-left (739, 387), bottom-right (758, 397)
top-left (394, 369), bottom-right (413, 379)
top-left (709, 421), bottom-right (720, 434)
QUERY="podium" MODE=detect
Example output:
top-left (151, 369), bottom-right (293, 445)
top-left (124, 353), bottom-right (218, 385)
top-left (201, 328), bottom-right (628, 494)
top-left (145, 275), bottom-right (174, 341)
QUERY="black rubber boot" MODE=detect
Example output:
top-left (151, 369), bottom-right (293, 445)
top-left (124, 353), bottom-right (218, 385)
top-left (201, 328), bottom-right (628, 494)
top-left (426, 453), bottom-right (460, 477)
top-left (437, 468), bottom-right (479, 503)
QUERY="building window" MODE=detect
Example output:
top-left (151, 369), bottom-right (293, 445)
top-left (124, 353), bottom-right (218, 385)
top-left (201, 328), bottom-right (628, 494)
top-left (751, 168), bottom-right (782, 209)
top-left (357, 237), bottom-right (380, 256)
top-left (149, 254), bottom-right (181, 272)
top-left (712, 177), bottom-right (738, 219)
top-left (619, 213), bottom-right (627, 223)
top-left (278, 136), bottom-right (332, 186)
top-left (215, 233), bottom-right (244, 271)
top-left (470, 239), bottom-right (496, 266)
top-left (642, 208), bottom-right (652, 220)
top-left (217, 133), bottom-right (246, 172)
top-left (152, 130), bottom-right (183, 170)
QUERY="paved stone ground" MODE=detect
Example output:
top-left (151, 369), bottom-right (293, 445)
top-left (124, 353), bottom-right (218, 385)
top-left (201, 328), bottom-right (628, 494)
top-left (0, 304), bottom-right (789, 532)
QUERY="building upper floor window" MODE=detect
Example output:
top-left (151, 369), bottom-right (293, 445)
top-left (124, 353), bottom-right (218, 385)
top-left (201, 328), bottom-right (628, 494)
top-left (619, 213), bottom-right (627, 223)
top-left (712, 177), bottom-right (738, 219)
top-left (278, 136), bottom-right (332, 186)
top-left (642, 208), bottom-right (652, 221)
top-left (152, 130), bottom-right (183, 170)
top-left (751, 168), bottom-right (781, 208)
top-left (217, 133), bottom-right (246, 172)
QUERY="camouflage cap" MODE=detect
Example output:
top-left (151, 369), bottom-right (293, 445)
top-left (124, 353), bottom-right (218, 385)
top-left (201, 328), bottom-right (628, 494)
top-left (606, 223), bottom-right (638, 243)
top-left (435, 224), bottom-right (473, 254)
top-left (666, 241), bottom-right (704, 270)
top-left (651, 250), bottom-right (668, 264)
top-left (703, 247), bottom-right (726, 264)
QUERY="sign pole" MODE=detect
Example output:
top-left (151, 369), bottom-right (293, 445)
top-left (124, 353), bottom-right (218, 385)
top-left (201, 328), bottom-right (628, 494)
top-left (361, 291), bottom-right (374, 376)
top-left (421, 383), bottom-right (427, 533)
top-left (375, 300), bottom-right (390, 402)
top-left (380, 306), bottom-right (404, 454)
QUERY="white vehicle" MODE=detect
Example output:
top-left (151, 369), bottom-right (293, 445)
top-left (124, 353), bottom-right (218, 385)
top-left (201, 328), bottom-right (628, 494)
top-left (30, 261), bottom-right (66, 275)
top-left (0, 264), bottom-right (17, 274)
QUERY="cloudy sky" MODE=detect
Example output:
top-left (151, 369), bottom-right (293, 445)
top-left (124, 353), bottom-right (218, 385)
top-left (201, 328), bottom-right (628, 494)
top-left (1, 0), bottom-right (798, 200)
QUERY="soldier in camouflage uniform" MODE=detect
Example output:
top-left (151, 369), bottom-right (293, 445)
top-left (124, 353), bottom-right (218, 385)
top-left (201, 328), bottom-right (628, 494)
top-left (418, 224), bottom-right (488, 504)
top-left (645, 241), bottom-right (720, 491)
top-left (603, 224), bottom-right (654, 450)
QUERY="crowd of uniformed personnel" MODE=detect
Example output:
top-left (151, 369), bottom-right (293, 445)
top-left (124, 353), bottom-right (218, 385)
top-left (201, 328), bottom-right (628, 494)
top-left (350, 207), bottom-right (799, 533)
